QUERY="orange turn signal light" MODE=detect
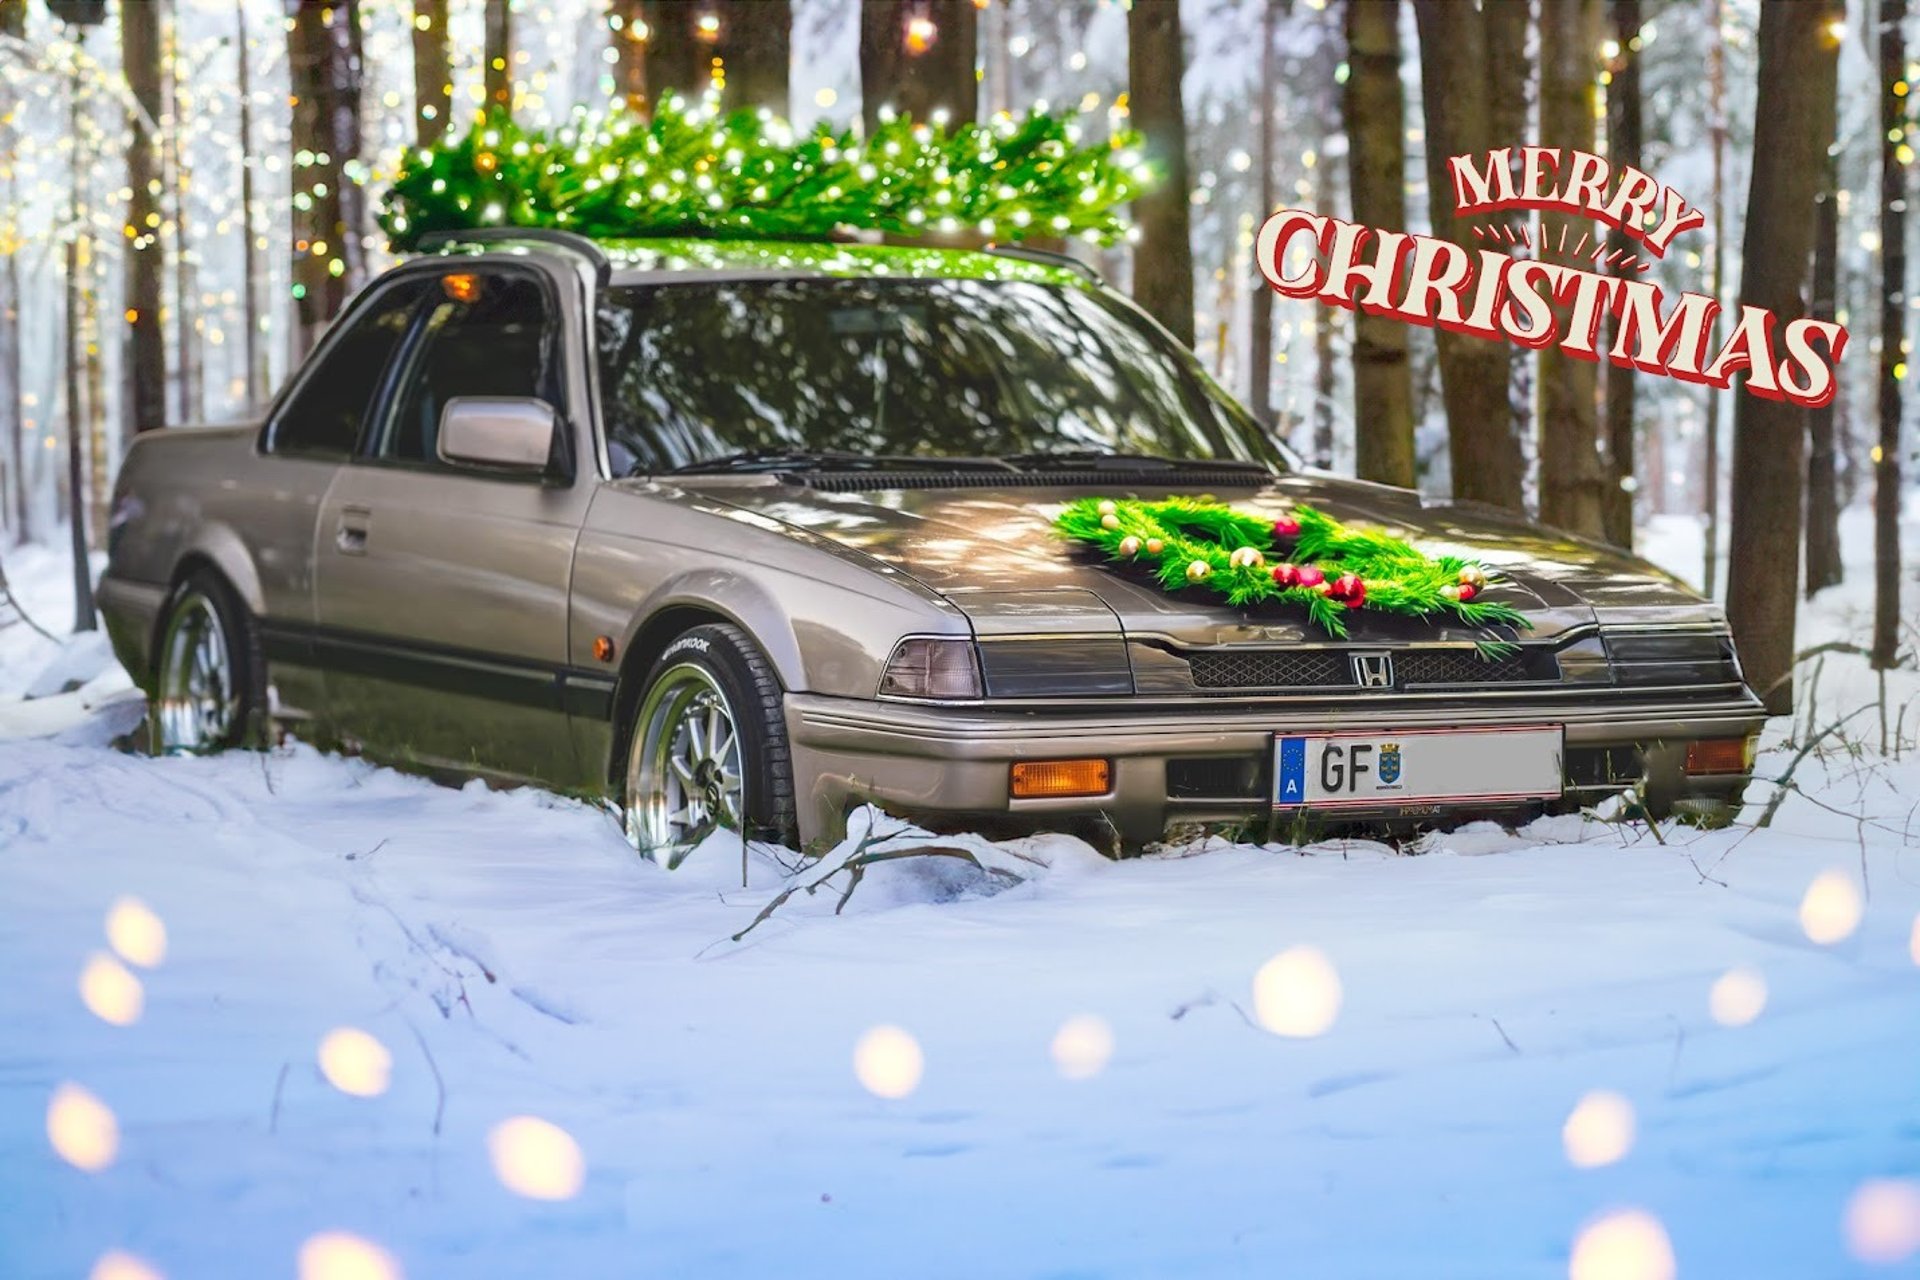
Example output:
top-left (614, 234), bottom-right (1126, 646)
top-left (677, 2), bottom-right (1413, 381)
top-left (1011, 758), bottom-right (1112, 799)
top-left (1685, 737), bottom-right (1750, 776)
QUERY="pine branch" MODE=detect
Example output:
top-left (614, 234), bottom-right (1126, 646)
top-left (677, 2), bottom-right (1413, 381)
top-left (381, 96), bottom-right (1149, 250)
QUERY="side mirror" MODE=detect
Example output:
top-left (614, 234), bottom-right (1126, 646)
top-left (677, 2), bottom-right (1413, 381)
top-left (436, 397), bottom-right (557, 473)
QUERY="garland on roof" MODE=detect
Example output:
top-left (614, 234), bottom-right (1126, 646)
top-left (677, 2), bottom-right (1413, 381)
top-left (1054, 497), bottom-right (1531, 647)
top-left (379, 96), bottom-right (1151, 251)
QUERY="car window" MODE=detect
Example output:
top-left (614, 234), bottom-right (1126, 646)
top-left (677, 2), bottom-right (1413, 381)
top-left (593, 277), bottom-right (1285, 474)
top-left (372, 271), bottom-right (561, 467)
top-left (266, 277), bottom-right (428, 458)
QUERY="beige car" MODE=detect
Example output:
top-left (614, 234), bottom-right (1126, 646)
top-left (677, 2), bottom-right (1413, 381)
top-left (98, 232), bottom-right (1765, 863)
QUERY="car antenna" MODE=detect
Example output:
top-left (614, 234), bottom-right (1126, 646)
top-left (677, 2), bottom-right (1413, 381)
top-left (982, 242), bottom-right (1104, 285)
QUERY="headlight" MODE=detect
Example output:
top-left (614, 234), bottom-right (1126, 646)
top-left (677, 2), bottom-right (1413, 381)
top-left (977, 637), bottom-right (1133, 697)
top-left (1605, 629), bottom-right (1743, 686)
top-left (879, 637), bottom-right (983, 699)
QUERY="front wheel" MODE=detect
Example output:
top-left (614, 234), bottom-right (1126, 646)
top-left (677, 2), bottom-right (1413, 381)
top-left (151, 569), bottom-right (263, 754)
top-left (622, 623), bottom-right (796, 867)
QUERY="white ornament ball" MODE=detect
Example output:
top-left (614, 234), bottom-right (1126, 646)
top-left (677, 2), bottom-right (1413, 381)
top-left (1096, 500), bottom-right (1118, 517)
top-left (1186, 559), bottom-right (1212, 583)
top-left (1118, 535), bottom-right (1142, 557)
top-left (1100, 513), bottom-right (1120, 530)
top-left (1440, 584), bottom-right (1462, 602)
top-left (1229, 546), bottom-right (1265, 570)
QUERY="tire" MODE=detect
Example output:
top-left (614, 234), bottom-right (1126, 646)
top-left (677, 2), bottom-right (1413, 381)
top-left (150, 568), bottom-right (265, 754)
top-left (622, 622), bottom-right (797, 867)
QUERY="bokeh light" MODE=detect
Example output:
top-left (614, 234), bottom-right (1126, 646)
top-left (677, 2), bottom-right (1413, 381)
top-left (47, 1082), bottom-right (119, 1172)
top-left (90, 1250), bottom-right (163, 1280)
top-left (317, 1028), bottom-right (393, 1098)
top-left (487, 1115), bottom-right (586, 1200)
top-left (1708, 966), bottom-right (1768, 1027)
top-left (1845, 1178), bottom-right (1920, 1263)
top-left (297, 1232), bottom-right (402, 1280)
top-left (1799, 870), bottom-right (1863, 945)
top-left (1562, 1091), bottom-right (1636, 1168)
top-left (105, 897), bottom-right (168, 968)
top-left (1568, 1208), bottom-right (1676, 1280)
top-left (1251, 946), bottom-right (1342, 1038)
top-left (79, 951), bottom-right (145, 1026)
top-left (853, 1024), bottom-right (924, 1098)
top-left (1049, 1014), bottom-right (1115, 1080)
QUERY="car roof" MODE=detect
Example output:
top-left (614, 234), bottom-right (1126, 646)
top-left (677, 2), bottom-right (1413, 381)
top-left (416, 234), bottom-right (1096, 290)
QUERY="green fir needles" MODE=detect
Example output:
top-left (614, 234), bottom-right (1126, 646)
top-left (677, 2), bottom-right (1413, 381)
top-left (1054, 496), bottom-right (1531, 647)
top-left (380, 96), bottom-right (1151, 250)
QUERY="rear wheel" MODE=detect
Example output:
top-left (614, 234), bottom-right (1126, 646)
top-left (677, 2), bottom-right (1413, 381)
top-left (152, 570), bottom-right (263, 754)
top-left (622, 623), bottom-right (796, 867)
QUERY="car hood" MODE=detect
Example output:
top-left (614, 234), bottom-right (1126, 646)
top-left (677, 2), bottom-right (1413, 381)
top-left (669, 473), bottom-right (1716, 647)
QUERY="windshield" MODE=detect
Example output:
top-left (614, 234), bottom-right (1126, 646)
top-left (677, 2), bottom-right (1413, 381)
top-left (593, 277), bottom-right (1290, 474)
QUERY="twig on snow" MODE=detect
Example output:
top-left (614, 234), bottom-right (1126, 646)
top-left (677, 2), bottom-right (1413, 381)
top-left (0, 550), bottom-right (56, 642)
top-left (269, 1061), bottom-right (289, 1133)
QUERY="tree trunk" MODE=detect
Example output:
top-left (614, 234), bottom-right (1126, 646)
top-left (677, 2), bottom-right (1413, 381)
top-left (1126, 0), bottom-right (1194, 347)
top-left (484, 0), bottom-right (512, 116)
top-left (411, 0), bottom-right (451, 147)
top-left (1345, 0), bottom-right (1414, 488)
top-left (166, 13), bottom-right (199, 424)
top-left (643, 0), bottom-right (791, 116)
top-left (236, 0), bottom-right (267, 407)
top-left (1248, 0), bottom-right (1280, 424)
top-left (288, 0), bottom-right (366, 360)
top-left (1412, 0), bottom-right (1523, 510)
top-left (1601, 0), bottom-right (1640, 548)
top-left (859, 0), bottom-right (978, 133)
top-left (121, 0), bottom-right (166, 437)
top-left (0, 0), bottom-right (26, 542)
top-left (1875, 0), bottom-right (1905, 670)
top-left (1536, 0), bottom-right (1606, 538)
top-left (1805, 105), bottom-right (1844, 598)
top-left (1726, 0), bottom-right (1840, 715)
top-left (1702, 0), bottom-right (1726, 593)
top-left (1485, 0), bottom-right (1533, 505)
top-left (609, 0), bottom-right (648, 112)
top-left (64, 41), bottom-right (95, 630)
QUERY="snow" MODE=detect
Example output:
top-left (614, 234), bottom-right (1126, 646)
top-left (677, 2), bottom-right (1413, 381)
top-left (4, 514), bottom-right (1920, 1279)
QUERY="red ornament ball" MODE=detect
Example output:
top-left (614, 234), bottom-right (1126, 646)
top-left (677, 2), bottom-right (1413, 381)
top-left (1272, 514), bottom-right (1302, 543)
top-left (1330, 573), bottom-right (1367, 608)
top-left (1294, 565), bottom-right (1326, 588)
top-left (1456, 583), bottom-right (1477, 602)
top-left (1271, 562), bottom-right (1301, 588)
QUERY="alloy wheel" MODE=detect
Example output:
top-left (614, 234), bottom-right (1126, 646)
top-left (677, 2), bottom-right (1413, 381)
top-left (154, 591), bottom-right (235, 753)
top-left (625, 662), bottom-right (745, 867)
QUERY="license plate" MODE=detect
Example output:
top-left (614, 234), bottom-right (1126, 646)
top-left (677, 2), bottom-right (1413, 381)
top-left (1273, 726), bottom-right (1564, 809)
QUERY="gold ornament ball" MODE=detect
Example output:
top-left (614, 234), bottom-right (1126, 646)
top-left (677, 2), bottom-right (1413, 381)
top-left (1100, 513), bottom-right (1121, 530)
top-left (1458, 565), bottom-right (1487, 589)
top-left (1186, 559), bottom-right (1212, 582)
top-left (1118, 535), bottom-right (1142, 557)
top-left (1096, 499), bottom-right (1119, 517)
top-left (1310, 580), bottom-right (1331, 596)
top-left (1228, 546), bottom-right (1265, 570)
top-left (1145, 537), bottom-right (1164, 555)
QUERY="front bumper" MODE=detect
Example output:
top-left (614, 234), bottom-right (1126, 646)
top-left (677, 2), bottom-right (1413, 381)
top-left (783, 689), bottom-right (1768, 848)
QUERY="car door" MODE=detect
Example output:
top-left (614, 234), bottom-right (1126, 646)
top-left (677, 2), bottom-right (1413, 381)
top-left (249, 274), bottom-right (434, 725)
top-left (313, 263), bottom-right (593, 783)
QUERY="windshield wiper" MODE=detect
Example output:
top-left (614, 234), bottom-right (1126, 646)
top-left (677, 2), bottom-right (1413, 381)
top-left (1002, 450), bottom-right (1274, 473)
top-left (661, 450), bottom-right (1018, 476)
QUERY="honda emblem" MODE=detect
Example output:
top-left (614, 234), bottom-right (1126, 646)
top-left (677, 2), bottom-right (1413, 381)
top-left (1351, 653), bottom-right (1394, 688)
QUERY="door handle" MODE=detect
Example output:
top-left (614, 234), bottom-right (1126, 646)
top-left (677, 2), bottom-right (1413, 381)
top-left (335, 505), bottom-right (371, 556)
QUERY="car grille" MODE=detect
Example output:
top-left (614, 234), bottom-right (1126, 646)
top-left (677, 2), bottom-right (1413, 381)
top-left (1187, 646), bottom-right (1556, 690)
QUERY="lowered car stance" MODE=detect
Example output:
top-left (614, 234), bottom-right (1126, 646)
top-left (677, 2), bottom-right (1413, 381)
top-left (99, 233), bottom-right (1764, 864)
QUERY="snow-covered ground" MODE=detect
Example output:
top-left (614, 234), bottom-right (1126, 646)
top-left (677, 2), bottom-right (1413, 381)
top-left (4, 514), bottom-right (1920, 1280)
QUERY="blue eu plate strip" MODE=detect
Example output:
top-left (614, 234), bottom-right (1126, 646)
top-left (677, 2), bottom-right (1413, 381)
top-left (1276, 736), bottom-right (1306, 805)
